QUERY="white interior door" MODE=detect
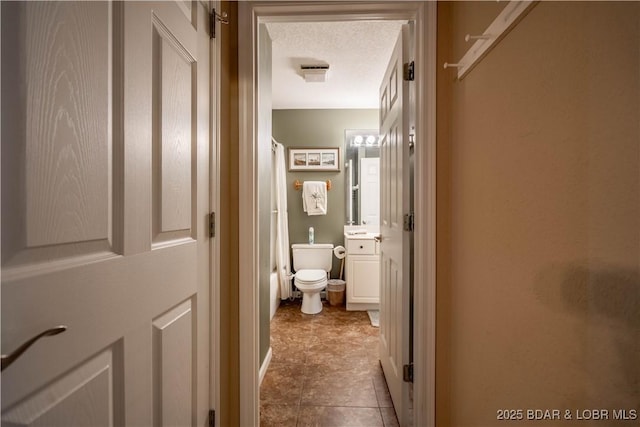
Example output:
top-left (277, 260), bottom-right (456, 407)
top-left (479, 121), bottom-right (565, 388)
top-left (359, 157), bottom-right (380, 228)
top-left (379, 25), bottom-right (410, 426)
top-left (1, 1), bottom-right (212, 426)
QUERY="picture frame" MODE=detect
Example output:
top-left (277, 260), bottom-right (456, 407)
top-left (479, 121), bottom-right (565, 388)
top-left (288, 147), bottom-right (340, 171)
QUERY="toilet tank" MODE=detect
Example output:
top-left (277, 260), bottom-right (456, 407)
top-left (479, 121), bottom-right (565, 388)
top-left (292, 243), bottom-right (333, 272)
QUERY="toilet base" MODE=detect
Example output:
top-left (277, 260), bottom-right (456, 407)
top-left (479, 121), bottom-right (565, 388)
top-left (301, 292), bottom-right (323, 314)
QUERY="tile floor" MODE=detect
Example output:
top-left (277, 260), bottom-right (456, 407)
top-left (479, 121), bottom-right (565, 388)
top-left (260, 299), bottom-right (399, 427)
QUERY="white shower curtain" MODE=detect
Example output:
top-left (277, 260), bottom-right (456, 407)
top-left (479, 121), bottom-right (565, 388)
top-left (273, 139), bottom-right (292, 299)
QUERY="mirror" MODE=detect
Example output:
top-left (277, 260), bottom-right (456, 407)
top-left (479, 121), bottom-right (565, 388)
top-left (344, 129), bottom-right (380, 226)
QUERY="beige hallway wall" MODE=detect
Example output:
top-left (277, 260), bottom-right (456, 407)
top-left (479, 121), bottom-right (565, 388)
top-left (436, 2), bottom-right (639, 426)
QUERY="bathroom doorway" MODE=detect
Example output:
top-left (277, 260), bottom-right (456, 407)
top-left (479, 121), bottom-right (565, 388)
top-left (266, 20), bottom-right (406, 426)
top-left (238, 3), bottom-right (436, 426)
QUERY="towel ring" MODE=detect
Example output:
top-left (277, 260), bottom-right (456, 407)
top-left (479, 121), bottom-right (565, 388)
top-left (294, 180), bottom-right (332, 191)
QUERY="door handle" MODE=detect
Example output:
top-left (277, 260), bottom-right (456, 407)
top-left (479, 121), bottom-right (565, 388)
top-left (1, 326), bottom-right (67, 371)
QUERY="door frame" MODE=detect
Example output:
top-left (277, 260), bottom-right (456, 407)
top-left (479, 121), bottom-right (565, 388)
top-left (237, 2), bottom-right (436, 426)
top-left (210, 0), bottom-right (221, 423)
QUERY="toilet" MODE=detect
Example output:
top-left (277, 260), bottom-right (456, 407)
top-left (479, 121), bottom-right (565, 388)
top-left (292, 243), bottom-right (333, 314)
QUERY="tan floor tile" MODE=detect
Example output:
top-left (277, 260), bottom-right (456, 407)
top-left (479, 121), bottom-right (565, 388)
top-left (305, 350), bottom-right (378, 367)
top-left (271, 333), bottom-right (310, 364)
top-left (303, 358), bottom-right (380, 379)
top-left (300, 371), bottom-right (378, 407)
top-left (260, 404), bottom-right (299, 427)
top-left (372, 364), bottom-right (389, 393)
top-left (297, 406), bottom-right (383, 427)
top-left (381, 407), bottom-right (400, 427)
top-left (262, 300), bottom-right (399, 426)
top-left (374, 384), bottom-right (394, 408)
top-left (261, 362), bottom-right (305, 405)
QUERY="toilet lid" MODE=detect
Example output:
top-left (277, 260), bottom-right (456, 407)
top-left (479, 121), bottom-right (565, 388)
top-left (295, 269), bottom-right (326, 283)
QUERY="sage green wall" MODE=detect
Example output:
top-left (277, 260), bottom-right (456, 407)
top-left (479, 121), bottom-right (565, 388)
top-left (273, 109), bottom-right (378, 278)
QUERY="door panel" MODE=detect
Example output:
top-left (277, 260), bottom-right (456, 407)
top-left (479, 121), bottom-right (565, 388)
top-left (1, 1), bottom-right (211, 425)
top-left (152, 300), bottom-right (193, 426)
top-left (1, 0), bottom-right (116, 275)
top-left (151, 10), bottom-right (197, 243)
top-left (2, 348), bottom-right (120, 427)
top-left (156, 31), bottom-right (193, 234)
top-left (379, 25), bottom-right (410, 426)
top-left (23, 1), bottom-right (111, 249)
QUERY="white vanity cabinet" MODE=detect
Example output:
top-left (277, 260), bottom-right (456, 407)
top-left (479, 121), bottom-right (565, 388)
top-left (345, 235), bottom-right (380, 311)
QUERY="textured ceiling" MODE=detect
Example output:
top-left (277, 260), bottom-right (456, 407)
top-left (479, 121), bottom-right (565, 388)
top-left (266, 21), bottom-right (405, 110)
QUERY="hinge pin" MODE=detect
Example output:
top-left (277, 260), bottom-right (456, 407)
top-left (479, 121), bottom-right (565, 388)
top-left (404, 61), bottom-right (415, 81)
top-left (403, 213), bottom-right (414, 232)
top-left (209, 212), bottom-right (216, 238)
top-left (403, 363), bottom-right (414, 382)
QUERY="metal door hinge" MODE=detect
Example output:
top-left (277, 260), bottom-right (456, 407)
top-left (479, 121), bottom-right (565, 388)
top-left (210, 8), bottom-right (229, 39)
top-left (404, 61), bottom-right (415, 81)
top-left (403, 213), bottom-right (414, 232)
top-left (403, 363), bottom-right (414, 383)
top-left (209, 10), bottom-right (215, 39)
top-left (209, 212), bottom-right (216, 238)
top-left (209, 409), bottom-right (216, 427)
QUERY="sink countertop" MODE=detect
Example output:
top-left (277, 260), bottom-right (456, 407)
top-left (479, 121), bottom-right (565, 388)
top-left (344, 232), bottom-right (380, 240)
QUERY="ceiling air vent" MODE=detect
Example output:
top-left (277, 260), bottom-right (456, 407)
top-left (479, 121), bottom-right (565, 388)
top-left (300, 64), bottom-right (329, 83)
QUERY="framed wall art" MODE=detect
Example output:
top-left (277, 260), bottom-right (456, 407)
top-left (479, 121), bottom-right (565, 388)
top-left (288, 147), bottom-right (340, 171)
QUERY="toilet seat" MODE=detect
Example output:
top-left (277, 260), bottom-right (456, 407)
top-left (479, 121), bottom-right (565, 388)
top-left (295, 269), bottom-right (327, 286)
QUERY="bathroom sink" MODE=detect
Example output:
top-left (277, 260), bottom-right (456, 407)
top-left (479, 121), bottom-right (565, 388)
top-left (344, 231), bottom-right (379, 240)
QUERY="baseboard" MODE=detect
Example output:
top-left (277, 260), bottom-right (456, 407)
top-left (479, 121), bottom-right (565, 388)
top-left (259, 347), bottom-right (273, 386)
top-left (346, 302), bottom-right (379, 311)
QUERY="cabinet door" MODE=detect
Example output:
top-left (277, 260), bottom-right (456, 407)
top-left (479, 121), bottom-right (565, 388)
top-left (349, 256), bottom-right (380, 303)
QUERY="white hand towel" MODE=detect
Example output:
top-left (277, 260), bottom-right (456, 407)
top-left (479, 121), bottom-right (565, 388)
top-left (302, 181), bottom-right (327, 216)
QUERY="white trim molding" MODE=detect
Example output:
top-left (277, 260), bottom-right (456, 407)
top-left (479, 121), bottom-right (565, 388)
top-left (238, 3), bottom-right (260, 427)
top-left (259, 347), bottom-right (273, 386)
top-left (238, 3), bottom-right (436, 426)
top-left (413, 3), bottom-right (437, 427)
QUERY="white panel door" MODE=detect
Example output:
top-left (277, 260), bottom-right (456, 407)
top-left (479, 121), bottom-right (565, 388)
top-left (1, 2), bottom-right (212, 426)
top-left (378, 25), bottom-right (410, 426)
top-left (360, 157), bottom-right (380, 227)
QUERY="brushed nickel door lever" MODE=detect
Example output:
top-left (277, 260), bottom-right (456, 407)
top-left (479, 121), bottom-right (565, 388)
top-left (1, 326), bottom-right (67, 371)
